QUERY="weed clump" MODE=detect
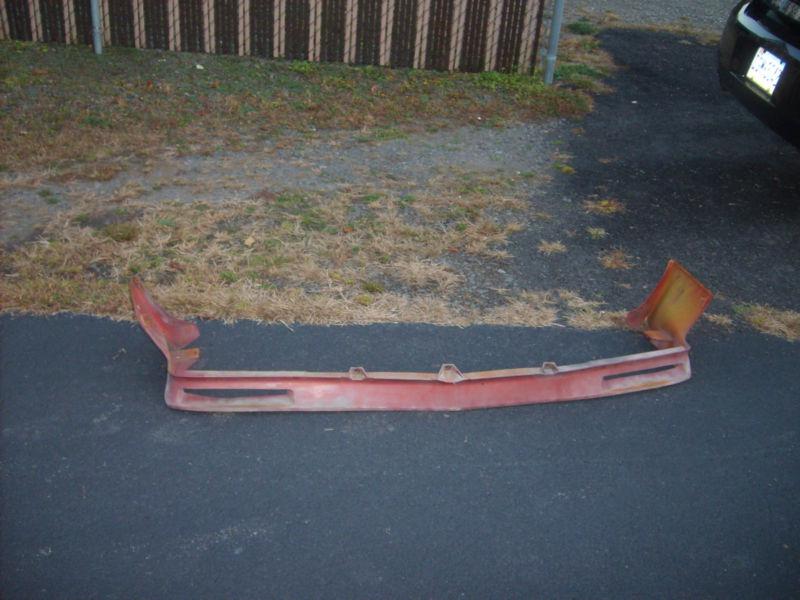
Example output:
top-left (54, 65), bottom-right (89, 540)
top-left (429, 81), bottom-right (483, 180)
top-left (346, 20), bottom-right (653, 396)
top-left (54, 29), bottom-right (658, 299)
top-left (598, 248), bottom-right (633, 270)
top-left (566, 20), bottom-right (600, 36)
top-left (737, 305), bottom-right (800, 341)
top-left (102, 222), bottom-right (139, 242)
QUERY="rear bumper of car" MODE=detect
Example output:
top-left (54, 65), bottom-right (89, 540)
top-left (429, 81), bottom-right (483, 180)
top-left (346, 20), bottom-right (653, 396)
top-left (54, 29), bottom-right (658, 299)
top-left (719, 0), bottom-right (800, 146)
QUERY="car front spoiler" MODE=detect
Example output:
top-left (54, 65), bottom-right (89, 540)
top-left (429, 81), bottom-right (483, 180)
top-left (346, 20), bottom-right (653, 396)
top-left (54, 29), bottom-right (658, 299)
top-left (130, 260), bottom-right (712, 412)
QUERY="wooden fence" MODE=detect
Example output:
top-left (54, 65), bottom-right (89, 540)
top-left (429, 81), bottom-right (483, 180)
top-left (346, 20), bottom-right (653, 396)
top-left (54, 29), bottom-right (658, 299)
top-left (0, 0), bottom-right (546, 73)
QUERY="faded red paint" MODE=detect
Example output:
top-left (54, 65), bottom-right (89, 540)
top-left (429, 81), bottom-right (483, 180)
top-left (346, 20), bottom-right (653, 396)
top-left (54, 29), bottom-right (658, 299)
top-left (130, 260), bottom-right (712, 412)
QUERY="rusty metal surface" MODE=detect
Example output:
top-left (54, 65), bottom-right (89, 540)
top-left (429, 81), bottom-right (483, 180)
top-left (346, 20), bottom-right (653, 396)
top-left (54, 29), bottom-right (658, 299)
top-left (626, 260), bottom-right (713, 349)
top-left (130, 260), bottom-right (712, 412)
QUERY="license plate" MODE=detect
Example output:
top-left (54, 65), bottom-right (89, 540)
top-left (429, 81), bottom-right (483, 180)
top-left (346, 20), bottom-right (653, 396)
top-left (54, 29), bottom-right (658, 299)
top-left (746, 47), bottom-right (786, 96)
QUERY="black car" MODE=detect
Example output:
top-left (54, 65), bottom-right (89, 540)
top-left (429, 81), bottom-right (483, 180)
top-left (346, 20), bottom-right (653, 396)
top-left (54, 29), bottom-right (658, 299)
top-left (719, 0), bottom-right (800, 147)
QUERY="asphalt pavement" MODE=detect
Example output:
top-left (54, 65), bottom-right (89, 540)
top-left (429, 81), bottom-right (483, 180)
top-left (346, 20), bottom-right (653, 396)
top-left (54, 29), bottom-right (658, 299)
top-left (510, 28), bottom-right (800, 313)
top-left (2, 28), bottom-right (799, 600)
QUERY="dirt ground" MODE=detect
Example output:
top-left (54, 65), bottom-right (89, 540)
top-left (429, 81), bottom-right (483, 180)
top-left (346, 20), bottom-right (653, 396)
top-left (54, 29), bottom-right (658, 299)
top-left (0, 122), bottom-right (563, 247)
top-left (0, 30), bottom-right (612, 326)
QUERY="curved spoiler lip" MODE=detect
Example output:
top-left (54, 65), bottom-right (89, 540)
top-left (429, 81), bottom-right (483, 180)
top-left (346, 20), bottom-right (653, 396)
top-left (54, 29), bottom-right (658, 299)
top-left (130, 260), bottom-right (712, 412)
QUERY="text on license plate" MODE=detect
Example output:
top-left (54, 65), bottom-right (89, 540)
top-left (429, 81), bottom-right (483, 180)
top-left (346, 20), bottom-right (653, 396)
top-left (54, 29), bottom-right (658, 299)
top-left (746, 47), bottom-right (785, 96)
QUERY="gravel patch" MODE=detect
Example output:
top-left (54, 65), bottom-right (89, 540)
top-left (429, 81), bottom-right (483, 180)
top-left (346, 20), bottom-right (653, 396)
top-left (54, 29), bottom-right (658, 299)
top-left (564, 0), bottom-right (737, 32)
top-left (0, 122), bottom-right (565, 246)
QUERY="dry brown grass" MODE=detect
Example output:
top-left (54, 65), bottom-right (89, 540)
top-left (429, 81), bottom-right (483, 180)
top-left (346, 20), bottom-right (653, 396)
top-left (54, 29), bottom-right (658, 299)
top-left (479, 292), bottom-right (558, 327)
top-left (389, 259), bottom-right (462, 291)
top-left (584, 198), bottom-right (625, 215)
top-left (0, 158), bottom-right (651, 331)
top-left (0, 180), bottom-right (643, 331)
top-left (704, 313), bottom-right (734, 330)
top-left (598, 249), bottom-right (634, 270)
top-left (739, 305), bottom-right (800, 342)
top-left (0, 185), bottom-right (531, 322)
top-left (586, 227), bottom-right (608, 239)
top-left (110, 182), bottom-right (148, 203)
top-left (537, 240), bottom-right (567, 255)
top-left (0, 170), bottom-right (54, 192)
top-left (558, 290), bottom-right (627, 330)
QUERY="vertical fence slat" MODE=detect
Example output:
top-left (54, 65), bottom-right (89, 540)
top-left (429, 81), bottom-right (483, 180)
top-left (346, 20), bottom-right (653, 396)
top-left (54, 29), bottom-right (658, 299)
top-left (202, 0), bottom-right (214, 52)
top-left (530, 0), bottom-right (544, 73)
top-left (238, 0), bottom-right (249, 54)
top-left (100, 0), bottom-right (110, 43)
top-left (132, 0), bottom-right (144, 47)
top-left (308, 0), bottom-right (320, 60)
top-left (494, 0), bottom-right (510, 70)
top-left (64, 0), bottom-right (76, 42)
top-left (27, 0), bottom-right (40, 41)
top-left (30, 0), bottom-right (39, 41)
top-left (167, 0), bottom-right (180, 50)
top-left (244, 0), bottom-right (250, 53)
top-left (237, 0), bottom-right (243, 54)
top-left (343, 0), bottom-right (355, 63)
top-left (273, 0), bottom-right (284, 56)
top-left (307, 0), bottom-right (313, 58)
top-left (447, 0), bottom-right (464, 70)
top-left (517, 0), bottom-right (536, 73)
top-left (413, 0), bottom-right (428, 68)
top-left (316, 0), bottom-right (323, 60)
top-left (0, 0), bottom-right (9, 40)
top-left (482, 0), bottom-right (500, 71)
top-left (246, 0), bottom-right (252, 54)
top-left (378, 0), bottom-right (392, 66)
top-left (176, 0), bottom-right (182, 50)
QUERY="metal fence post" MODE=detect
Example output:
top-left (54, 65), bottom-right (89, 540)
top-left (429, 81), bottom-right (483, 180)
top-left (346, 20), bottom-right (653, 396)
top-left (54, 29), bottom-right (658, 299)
top-left (90, 0), bottom-right (103, 54)
top-left (543, 0), bottom-right (564, 84)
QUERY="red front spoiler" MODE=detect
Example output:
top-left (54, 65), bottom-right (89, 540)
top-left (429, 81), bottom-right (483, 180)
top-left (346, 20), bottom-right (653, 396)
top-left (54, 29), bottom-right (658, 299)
top-left (131, 260), bottom-right (712, 412)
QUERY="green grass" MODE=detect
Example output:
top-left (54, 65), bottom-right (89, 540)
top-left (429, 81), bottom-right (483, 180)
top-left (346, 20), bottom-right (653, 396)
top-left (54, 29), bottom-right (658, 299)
top-left (555, 63), bottom-right (605, 80)
top-left (37, 189), bottom-right (61, 204)
top-left (566, 20), bottom-right (600, 36)
top-left (554, 62), bottom-right (609, 92)
top-left (361, 281), bottom-right (385, 293)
